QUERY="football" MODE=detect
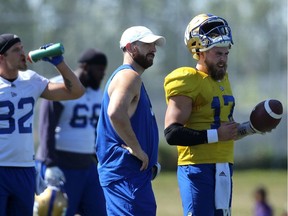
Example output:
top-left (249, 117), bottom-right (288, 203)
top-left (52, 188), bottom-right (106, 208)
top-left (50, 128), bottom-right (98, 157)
top-left (250, 99), bottom-right (283, 133)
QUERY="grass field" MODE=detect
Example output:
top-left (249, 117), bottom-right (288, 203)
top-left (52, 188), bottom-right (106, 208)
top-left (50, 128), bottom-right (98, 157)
top-left (152, 170), bottom-right (287, 216)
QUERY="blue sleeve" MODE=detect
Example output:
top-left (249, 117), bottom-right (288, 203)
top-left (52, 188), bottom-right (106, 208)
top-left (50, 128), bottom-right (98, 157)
top-left (36, 99), bottom-right (63, 167)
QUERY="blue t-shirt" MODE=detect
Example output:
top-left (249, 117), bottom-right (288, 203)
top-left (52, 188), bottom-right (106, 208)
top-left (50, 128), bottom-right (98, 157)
top-left (95, 64), bottom-right (159, 186)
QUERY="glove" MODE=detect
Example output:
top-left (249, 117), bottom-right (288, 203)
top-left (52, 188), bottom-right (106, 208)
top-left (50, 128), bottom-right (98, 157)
top-left (44, 166), bottom-right (65, 187)
top-left (35, 166), bottom-right (47, 195)
top-left (151, 162), bottom-right (161, 181)
top-left (237, 121), bottom-right (264, 140)
top-left (40, 43), bottom-right (64, 66)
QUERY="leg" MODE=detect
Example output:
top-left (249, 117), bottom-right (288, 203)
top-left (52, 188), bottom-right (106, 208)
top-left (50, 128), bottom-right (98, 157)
top-left (103, 172), bottom-right (156, 216)
top-left (62, 168), bottom-right (83, 216)
top-left (0, 172), bottom-right (9, 216)
top-left (78, 163), bottom-right (107, 216)
top-left (177, 164), bottom-right (216, 216)
top-left (215, 164), bottom-right (233, 216)
top-left (0, 167), bottom-right (35, 216)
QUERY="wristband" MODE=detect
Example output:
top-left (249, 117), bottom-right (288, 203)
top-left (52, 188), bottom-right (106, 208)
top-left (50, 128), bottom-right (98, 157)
top-left (207, 129), bottom-right (218, 143)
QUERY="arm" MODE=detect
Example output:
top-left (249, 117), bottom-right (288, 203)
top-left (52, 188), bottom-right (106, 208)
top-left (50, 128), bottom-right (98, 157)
top-left (164, 95), bottom-right (238, 146)
top-left (36, 43), bottom-right (84, 101)
top-left (37, 99), bottom-right (66, 186)
top-left (37, 99), bottom-right (63, 166)
top-left (41, 61), bottom-right (85, 101)
top-left (107, 69), bottom-right (148, 171)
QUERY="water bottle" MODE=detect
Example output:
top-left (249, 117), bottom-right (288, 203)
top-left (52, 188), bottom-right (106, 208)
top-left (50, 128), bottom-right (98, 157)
top-left (27, 43), bottom-right (65, 63)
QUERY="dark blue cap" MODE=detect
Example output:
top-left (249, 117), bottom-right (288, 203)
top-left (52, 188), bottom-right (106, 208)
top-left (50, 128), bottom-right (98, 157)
top-left (78, 48), bottom-right (107, 65)
top-left (0, 34), bottom-right (21, 54)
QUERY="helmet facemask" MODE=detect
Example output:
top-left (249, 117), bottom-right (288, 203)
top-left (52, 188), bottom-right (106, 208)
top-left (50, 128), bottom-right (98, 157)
top-left (185, 14), bottom-right (233, 59)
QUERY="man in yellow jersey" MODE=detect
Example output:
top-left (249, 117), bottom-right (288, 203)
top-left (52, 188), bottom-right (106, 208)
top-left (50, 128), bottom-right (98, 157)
top-left (164, 14), bottom-right (260, 216)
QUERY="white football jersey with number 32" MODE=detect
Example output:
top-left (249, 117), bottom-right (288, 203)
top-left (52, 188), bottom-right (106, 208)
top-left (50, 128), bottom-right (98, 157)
top-left (0, 70), bottom-right (48, 167)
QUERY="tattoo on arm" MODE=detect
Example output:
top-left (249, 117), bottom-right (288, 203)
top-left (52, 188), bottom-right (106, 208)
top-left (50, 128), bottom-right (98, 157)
top-left (63, 77), bottom-right (72, 92)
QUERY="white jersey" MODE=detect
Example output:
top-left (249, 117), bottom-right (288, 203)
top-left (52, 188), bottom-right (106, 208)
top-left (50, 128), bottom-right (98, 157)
top-left (0, 70), bottom-right (48, 167)
top-left (51, 76), bottom-right (102, 153)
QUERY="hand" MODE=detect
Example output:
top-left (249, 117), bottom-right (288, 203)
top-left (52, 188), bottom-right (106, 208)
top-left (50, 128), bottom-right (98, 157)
top-left (40, 43), bottom-right (63, 66)
top-left (121, 144), bottom-right (149, 171)
top-left (44, 166), bottom-right (65, 187)
top-left (218, 121), bottom-right (239, 141)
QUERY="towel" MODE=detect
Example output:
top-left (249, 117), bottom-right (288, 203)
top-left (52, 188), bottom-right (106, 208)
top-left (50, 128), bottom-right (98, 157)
top-left (215, 163), bottom-right (231, 211)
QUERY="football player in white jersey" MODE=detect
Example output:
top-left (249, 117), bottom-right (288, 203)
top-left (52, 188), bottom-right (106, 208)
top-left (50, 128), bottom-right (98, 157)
top-left (36, 48), bottom-right (108, 215)
top-left (0, 33), bottom-right (84, 216)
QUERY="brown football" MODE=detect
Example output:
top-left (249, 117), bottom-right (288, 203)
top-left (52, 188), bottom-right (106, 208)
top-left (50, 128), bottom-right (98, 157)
top-left (250, 99), bottom-right (283, 133)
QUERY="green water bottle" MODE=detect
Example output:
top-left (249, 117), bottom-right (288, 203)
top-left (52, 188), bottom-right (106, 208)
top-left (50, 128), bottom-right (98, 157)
top-left (27, 43), bottom-right (65, 63)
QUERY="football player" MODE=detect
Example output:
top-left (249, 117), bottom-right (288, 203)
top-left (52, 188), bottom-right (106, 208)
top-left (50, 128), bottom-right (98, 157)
top-left (0, 34), bottom-right (84, 216)
top-left (164, 14), bottom-right (261, 216)
top-left (36, 48), bottom-right (107, 215)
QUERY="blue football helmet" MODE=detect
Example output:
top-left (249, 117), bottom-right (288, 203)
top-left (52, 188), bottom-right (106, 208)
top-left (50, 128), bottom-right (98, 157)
top-left (184, 13), bottom-right (233, 59)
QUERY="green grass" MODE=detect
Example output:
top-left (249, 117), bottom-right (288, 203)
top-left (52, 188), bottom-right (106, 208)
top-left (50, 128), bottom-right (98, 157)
top-left (152, 170), bottom-right (287, 216)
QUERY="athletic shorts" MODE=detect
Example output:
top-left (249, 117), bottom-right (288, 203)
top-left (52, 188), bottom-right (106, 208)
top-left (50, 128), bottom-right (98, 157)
top-left (102, 172), bottom-right (156, 216)
top-left (0, 167), bottom-right (35, 216)
top-left (62, 163), bottom-right (106, 216)
top-left (177, 164), bottom-right (233, 216)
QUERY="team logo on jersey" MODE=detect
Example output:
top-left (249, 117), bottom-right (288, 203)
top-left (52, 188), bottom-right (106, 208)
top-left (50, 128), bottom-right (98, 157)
top-left (11, 92), bottom-right (17, 97)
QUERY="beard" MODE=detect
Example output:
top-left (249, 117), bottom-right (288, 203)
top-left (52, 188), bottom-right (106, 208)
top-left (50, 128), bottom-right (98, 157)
top-left (133, 52), bottom-right (154, 69)
top-left (88, 77), bottom-right (101, 90)
top-left (19, 65), bottom-right (27, 71)
top-left (205, 59), bottom-right (227, 81)
top-left (18, 54), bottom-right (28, 71)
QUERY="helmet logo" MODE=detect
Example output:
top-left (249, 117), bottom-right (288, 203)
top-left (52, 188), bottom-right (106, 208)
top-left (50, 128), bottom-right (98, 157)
top-left (184, 14), bottom-right (233, 59)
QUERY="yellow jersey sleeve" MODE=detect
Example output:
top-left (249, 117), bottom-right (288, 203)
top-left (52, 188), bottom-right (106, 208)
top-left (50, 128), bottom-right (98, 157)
top-left (164, 67), bottom-right (208, 103)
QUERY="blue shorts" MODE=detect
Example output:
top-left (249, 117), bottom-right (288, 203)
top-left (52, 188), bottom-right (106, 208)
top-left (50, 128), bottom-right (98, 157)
top-left (177, 164), bottom-right (233, 216)
top-left (0, 167), bottom-right (35, 216)
top-left (102, 172), bottom-right (156, 216)
top-left (62, 163), bottom-right (106, 216)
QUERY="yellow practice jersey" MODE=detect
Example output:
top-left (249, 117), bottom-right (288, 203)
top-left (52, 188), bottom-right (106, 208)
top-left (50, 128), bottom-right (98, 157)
top-left (164, 67), bottom-right (235, 165)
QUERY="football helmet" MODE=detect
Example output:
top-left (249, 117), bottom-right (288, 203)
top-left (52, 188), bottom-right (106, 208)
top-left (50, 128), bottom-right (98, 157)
top-left (184, 13), bottom-right (233, 59)
top-left (33, 186), bottom-right (67, 216)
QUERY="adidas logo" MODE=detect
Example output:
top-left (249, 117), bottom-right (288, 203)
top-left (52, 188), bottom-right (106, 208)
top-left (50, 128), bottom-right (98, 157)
top-left (219, 171), bottom-right (227, 177)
